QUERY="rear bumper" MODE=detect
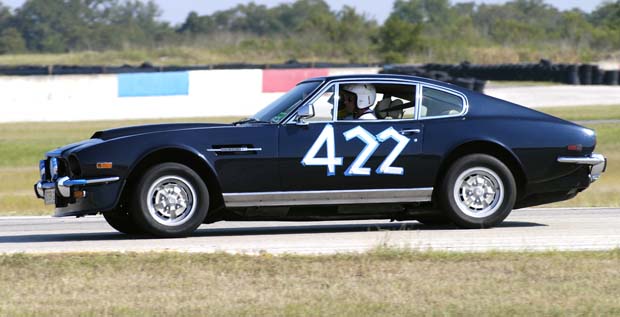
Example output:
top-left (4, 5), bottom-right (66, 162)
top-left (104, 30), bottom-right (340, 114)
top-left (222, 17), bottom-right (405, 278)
top-left (557, 153), bottom-right (606, 183)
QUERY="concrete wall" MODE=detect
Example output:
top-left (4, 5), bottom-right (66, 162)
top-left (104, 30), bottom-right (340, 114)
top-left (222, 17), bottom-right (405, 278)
top-left (2, 67), bottom-right (619, 122)
top-left (0, 68), bottom-right (380, 122)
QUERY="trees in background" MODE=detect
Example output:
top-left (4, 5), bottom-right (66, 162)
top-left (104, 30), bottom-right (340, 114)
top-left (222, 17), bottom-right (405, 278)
top-left (0, 0), bottom-right (171, 53)
top-left (0, 0), bottom-right (618, 63)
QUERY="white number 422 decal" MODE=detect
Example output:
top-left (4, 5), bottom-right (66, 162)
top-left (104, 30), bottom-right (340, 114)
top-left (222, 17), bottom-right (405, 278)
top-left (301, 124), bottom-right (410, 176)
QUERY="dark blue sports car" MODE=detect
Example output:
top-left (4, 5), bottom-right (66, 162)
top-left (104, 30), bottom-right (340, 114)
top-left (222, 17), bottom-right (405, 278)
top-left (34, 74), bottom-right (607, 237)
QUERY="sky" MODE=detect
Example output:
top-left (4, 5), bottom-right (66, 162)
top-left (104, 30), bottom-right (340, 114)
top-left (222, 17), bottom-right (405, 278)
top-left (1, 0), bottom-right (607, 25)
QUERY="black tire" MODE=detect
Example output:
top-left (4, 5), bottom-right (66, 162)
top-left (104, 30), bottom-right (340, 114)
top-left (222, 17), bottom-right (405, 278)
top-left (415, 214), bottom-right (453, 226)
top-left (439, 154), bottom-right (516, 229)
top-left (103, 210), bottom-right (143, 234)
top-left (131, 163), bottom-right (209, 238)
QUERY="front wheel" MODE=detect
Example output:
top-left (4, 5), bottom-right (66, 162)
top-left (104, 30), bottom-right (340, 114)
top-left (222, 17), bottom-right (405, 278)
top-left (414, 214), bottom-right (452, 226)
top-left (103, 209), bottom-right (143, 234)
top-left (439, 154), bottom-right (516, 229)
top-left (131, 163), bottom-right (209, 237)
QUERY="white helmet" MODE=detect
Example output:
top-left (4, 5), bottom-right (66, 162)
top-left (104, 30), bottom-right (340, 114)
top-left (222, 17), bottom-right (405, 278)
top-left (342, 84), bottom-right (376, 109)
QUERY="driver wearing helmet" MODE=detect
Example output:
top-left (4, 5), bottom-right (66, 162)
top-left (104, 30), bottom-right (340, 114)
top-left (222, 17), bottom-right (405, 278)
top-left (339, 84), bottom-right (377, 120)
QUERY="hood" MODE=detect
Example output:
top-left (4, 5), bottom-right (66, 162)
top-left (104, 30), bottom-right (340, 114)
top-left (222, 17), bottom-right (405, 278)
top-left (91, 123), bottom-right (230, 141)
top-left (46, 139), bottom-right (103, 157)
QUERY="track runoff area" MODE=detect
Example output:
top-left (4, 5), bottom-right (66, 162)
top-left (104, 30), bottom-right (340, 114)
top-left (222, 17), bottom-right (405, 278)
top-left (1, 207), bottom-right (618, 254)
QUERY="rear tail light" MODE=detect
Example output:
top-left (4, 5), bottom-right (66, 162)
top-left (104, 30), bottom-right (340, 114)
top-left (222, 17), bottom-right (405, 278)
top-left (567, 144), bottom-right (583, 152)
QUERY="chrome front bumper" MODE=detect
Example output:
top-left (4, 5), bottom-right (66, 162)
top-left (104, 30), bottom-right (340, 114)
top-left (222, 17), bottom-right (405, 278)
top-left (34, 176), bottom-right (120, 200)
top-left (557, 153), bottom-right (607, 183)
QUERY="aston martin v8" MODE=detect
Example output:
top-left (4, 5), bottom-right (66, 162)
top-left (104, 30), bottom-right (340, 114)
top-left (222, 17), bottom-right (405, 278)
top-left (34, 74), bottom-right (607, 237)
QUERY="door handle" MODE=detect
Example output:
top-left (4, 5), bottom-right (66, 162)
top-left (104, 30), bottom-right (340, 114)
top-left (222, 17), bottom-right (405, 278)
top-left (400, 128), bottom-right (421, 135)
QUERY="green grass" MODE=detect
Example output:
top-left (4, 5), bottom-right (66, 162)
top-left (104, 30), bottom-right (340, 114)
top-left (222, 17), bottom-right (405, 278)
top-left (0, 46), bottom-right (356, 67)
top-left (0, 44), bottom-right (600, 67)
top-left (0, 250), bottom-right (619, 316)
top-left (536, 105), bottom-right (620, 121)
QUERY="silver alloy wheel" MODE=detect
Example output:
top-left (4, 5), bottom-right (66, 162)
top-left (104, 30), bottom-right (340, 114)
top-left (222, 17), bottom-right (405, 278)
top-left (453, 167), bottom-right (504, 218)
top-left (146, 176), bottom-right (197, 226)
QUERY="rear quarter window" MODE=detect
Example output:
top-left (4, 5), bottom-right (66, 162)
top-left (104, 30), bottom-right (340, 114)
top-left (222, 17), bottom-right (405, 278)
top-left (420, 87), bottom-right (464, 118)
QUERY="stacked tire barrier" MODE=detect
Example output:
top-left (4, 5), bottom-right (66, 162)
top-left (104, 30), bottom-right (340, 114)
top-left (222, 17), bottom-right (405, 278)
top-left (380, 64), bottom-right (487, 93)
top-left (420, 60), bottom-right (620, 86)
top-left (0, 61), bottom-right (380, 76)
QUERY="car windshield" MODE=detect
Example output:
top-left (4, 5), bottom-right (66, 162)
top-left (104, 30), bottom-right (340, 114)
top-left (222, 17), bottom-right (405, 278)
top-left (253, 81), bottom-right (322, 123)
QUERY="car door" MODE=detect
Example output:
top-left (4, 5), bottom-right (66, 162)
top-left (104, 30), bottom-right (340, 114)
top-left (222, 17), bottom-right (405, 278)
top-left (278, 81), bottom-right (430, 196)
top-left (204, 124), bottom-right (280, 193)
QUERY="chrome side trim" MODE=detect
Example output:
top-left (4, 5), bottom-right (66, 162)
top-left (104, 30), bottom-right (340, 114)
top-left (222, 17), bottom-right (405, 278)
top-left (223, 187), bottom-right (433, 207)
top-left (414, 84), bottom-right (423, 120)
top-left (207, 147), bottom-right (262, 153)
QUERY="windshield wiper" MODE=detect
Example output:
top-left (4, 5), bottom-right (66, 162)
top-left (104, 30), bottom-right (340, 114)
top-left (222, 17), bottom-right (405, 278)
top-left (232, 118), bottom-right (271, 125)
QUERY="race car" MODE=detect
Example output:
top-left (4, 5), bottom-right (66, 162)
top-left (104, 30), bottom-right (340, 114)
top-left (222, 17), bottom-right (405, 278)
top-left (34, 74), bottom-right (607, 237)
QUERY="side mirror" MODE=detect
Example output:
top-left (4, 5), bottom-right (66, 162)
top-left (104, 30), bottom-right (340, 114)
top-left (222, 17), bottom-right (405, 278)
top-left (295, 104), bottom-right (315, 125)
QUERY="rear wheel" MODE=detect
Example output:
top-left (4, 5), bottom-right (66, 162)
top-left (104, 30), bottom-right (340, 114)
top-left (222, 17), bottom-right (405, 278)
top-left (439, 154), bottom-right (516, 228)
top-left (131, 163), bottom-right (209, 237)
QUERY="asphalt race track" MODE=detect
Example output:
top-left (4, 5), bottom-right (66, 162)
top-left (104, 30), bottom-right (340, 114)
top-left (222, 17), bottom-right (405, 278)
top-left (0, 208), bottom-right (618, 254)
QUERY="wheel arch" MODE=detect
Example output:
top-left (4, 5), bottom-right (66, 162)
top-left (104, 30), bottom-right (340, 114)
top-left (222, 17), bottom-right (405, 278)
top-left (122, 146), bottom-right (224, 214)
top-left (435, 140), bottom-right (527, 201)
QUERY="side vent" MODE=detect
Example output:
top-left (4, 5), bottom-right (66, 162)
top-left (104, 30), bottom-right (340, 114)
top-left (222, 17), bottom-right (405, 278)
top-left (207, 144), bottom-right (262, 156)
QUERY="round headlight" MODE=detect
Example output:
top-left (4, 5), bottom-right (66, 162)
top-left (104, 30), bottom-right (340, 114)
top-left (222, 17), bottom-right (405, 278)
top-left (39, 160), bottom-right (46, 181)
top-left (50, 158), bottom-right (59, 180)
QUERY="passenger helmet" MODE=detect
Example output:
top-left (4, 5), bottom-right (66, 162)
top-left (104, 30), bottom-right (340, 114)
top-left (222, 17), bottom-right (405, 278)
top-left (342, 84), bottom-right (376, 109)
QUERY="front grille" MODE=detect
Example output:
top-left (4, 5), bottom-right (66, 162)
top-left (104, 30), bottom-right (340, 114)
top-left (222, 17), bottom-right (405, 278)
top-left (45, 157), bottom-right (68, 181)
top-left (58, 159), bottom-right (68, 178)
top-left (44, 158), bottom-right (51, 181)
top-left (68, 155), bottom-right (81, 177)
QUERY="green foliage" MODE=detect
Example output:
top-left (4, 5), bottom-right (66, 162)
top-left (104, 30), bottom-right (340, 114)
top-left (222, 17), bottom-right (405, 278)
top-left (0, 27), bottom-right (26, 54)
top-left (11, 0), bottom-right (171, 52)
top-left (379, 16), bottom-right (422, 63)
top-left (0, 0), bottom-right (619, 63)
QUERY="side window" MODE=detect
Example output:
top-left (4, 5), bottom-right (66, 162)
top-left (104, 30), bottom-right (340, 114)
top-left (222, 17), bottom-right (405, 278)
top-left (306, 85), bottom-right (335, 122)
top-left (420, 87), bottom-right (464, 118)
top-left (334, 82), bottom-right (416, 121)
top-left (373, 84), bottom-right (416, 120)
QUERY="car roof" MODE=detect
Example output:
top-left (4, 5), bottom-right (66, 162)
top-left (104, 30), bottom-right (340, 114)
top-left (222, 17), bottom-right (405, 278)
top-left (300, 73), bottom-right (466, 92)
